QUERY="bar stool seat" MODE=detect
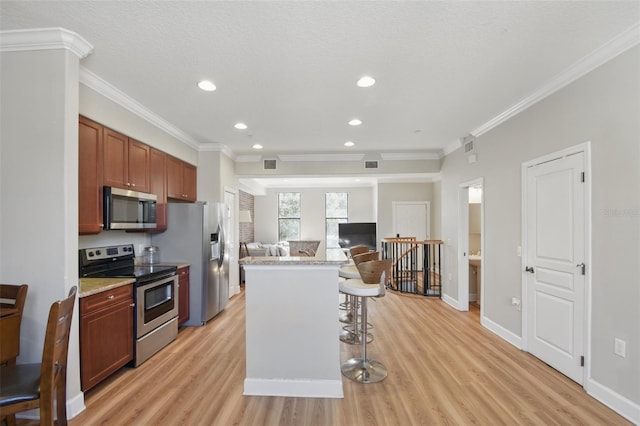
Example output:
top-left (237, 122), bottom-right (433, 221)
top-left (338, 264), bottom-right (360, 279)
top-left (339, 252), bottom-right (379, 343)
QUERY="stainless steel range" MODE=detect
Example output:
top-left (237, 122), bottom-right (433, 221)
top-left (79, 244), bottom-right (178, 366)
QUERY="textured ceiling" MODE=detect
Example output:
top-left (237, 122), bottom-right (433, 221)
top-left (1, 1), bottom-right (639, 158)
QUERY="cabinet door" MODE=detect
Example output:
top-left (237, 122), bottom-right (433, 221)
top-left (80, 288), bottom-right (134, 391)
top-left (127, 138), bottom-right (150, 192)
top-left (79, 116), bottom-right (103, 234)
top-left (178, 266), bottom-right (190, 326)
top-left (166, 155), bottom-right (184, 200)
top-left (182, 163), bottom-right (197, 201)
top-left (103, 128), bottom-right (129, 190)
top-left (149, 148), bottom-right (167, 232)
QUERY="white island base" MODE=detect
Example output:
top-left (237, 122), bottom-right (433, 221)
top-left (242, 255), bottom-right (346, 398)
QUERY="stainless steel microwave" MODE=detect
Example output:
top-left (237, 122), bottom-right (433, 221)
top-left (103, 186), bottom-right (157, 230)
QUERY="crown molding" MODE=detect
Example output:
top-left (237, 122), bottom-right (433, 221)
top-left (443, 138), bottom-right (463, 156)
top-left (380, 152), bottom-right (441, 161)
top-left (79, 67), bottom-right (202, 150)
top-left (0, 27), bottom-right (94, 58)
top-left (199, 142), bottom-right (234, 158)
top-left (471, 22), bottom-right (640, 139)
top-left (278, 153), bottom-right (365, 162)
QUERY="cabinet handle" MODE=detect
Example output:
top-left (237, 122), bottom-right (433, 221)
top-left (130, 303), bottom-right (135, 307)
top-left (131, 183), bottom-right (136, 187)
top-left (107, 295), bottom-right (115, 300)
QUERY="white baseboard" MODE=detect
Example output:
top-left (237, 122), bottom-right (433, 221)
top-left (16, 391), bottom-right (86, 421)
top-left (441, 293), bottom-right (461, 310)
top-left (587, 377), bottom-right (640, 424)
top-left (243, 378), bottom-right (344, 398)
top-left (481, 315), bottom-right (523, 349)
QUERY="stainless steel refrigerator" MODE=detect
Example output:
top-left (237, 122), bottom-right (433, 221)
top-left (151, 201), bottom-right (229, 326)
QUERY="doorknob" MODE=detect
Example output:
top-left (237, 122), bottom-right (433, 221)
top-left (525, 266), bottom-right (535, 273)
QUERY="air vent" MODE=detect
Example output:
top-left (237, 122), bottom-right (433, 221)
top-left (263, 159), bottom-right (277, 170)
top-left (463, 135), bottom-right (476, 155)
top-left (364, 160), bottom-right (378, 169)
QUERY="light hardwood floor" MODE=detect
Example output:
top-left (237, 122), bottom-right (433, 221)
top-left (35, 290), bottom-right (630, 425)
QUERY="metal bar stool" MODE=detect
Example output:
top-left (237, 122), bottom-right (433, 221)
top-left (339, 251), bottom-right (379, 344)
top-left (339, 259), bottom-right (390, 384)
top-left (338, 245), bottom-right (371, 322)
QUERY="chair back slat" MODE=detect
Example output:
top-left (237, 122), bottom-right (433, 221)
top-left (352, 251), bottom-right (379, 266)
top-left (348, 245), bottom-right (369, 258)
top-left (357, 259), bottom-right (392, 285)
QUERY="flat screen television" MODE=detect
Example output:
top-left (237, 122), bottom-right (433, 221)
top-left (338, 222), bottom-right (377, 251)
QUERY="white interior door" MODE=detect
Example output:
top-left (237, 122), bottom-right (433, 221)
top-left (525, 151), bottom-right (585, 384)
top-left (392, 201), bottom-right (430, 240)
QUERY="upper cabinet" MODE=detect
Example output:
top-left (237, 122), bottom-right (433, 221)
top-left (148, 148), bottom-right (168, 232)
top-left (79, 116), bottom-right (104, 234)
top-left (167, 155), bottom-right (197, 202)
top-left (78, 115), bottom-right (197, 234)
top-left (103, 129), bottom-right (150, 193)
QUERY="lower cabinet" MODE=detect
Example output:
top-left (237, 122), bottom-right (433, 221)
top-left (178, 266), bottom-right (190, 327)
top-left (80, 284), bottom-right (134, 391)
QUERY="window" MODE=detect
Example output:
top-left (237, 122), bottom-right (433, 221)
top-left (278, 192), bottom-right (300, 241)
top-left (325, 192), bottom-right (348, 248)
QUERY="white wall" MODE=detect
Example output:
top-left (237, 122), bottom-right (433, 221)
top-left (253, 186), bottom-right (376, 251)
top-left (440, 46), bottom-right (639, 410)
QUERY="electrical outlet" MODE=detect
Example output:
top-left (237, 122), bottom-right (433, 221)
top-left (517, 246), bottom-right (522, 257)
top-left (448, 273), bottom-right (452, 281)
top-left (511, 297), bottom-right (521, 311)
top-left (614, 338), bottom-right (626, 358)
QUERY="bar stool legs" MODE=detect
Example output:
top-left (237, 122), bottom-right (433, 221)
top-left (341, 295), bottom-right (387, 383)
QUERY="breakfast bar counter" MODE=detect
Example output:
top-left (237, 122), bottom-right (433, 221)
top-left (240, 249), bottom-right (347, 398)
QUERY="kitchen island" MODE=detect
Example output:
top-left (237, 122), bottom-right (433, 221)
top-left (240, 249), bottom-right (347, 398)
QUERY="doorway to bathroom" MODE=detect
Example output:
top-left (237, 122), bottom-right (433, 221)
top-left (457, 178), bottom-right (484, 316)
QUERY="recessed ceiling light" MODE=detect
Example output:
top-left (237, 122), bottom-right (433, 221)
top-left (344, 141), bottom-right (355, 147)
top-left (348, 119), bottom-right (362, 126)
top-left (234, 122), bottom-right (248, 130)
top-left (356, 76), bottom-right (375, 88)
top-left (252, 144), bottom-right (263, 150)
top-left (197, 80), bottom-right (216, 91)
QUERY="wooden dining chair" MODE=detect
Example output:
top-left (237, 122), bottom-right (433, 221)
top-left (0, 286), bottom-right (77, 426)
top-left (0, 284), bottom-right (28, 366)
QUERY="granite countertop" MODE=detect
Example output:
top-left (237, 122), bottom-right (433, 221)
top-left (79, 277), bottom-right (135, 298)
top-left (240, 249), bottom-right (347, 265)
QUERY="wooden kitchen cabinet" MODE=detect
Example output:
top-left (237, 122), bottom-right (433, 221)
top-left (103, 128), bottom-right (151, 193)
top-left (148, 148), bottom-right (168, 232)
top-left (80, 284), bottom-right (134, 391)
top-left (79, 116), bottom-right (104, 234)
top-left (178, 266), bottom-right (190, 327)
top-left (167, 155), bottom-right (197, 201)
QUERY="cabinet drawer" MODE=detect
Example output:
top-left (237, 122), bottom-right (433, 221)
top-left (81, 285), bottom-right (133, 314)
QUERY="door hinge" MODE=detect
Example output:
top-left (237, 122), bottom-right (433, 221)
top-left (581, 172), bottom-right (585, 183)
top-left (580, 356), bottom-right (584, 367)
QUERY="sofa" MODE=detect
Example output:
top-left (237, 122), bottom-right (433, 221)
top-left (244, 242), bottom-right (290, 257)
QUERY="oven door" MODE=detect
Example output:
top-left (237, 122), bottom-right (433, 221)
top-left (136, 274), bottom-right (178, 338)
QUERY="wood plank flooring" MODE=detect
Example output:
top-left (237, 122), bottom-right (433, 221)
top-left (32, 290), bottom-right (631, 425)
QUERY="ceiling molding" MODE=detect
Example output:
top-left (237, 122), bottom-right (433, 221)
top-left (470, 22), bottom-right (640, 139)
top-left (0, 27), bottom-right (93, 58)
top-left (198, 142), bottom-right (234, 158)
top-left (79, 67), bottom-right (202, 150)
top-left (278, 153), bottom-right (365, 162)
top-left (380, 152), bottom-right (441, 161)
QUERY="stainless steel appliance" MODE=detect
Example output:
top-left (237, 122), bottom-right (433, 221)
top-left (79, 244), bottom-right (178, 366)
top-left (103, 186), bottom-right (157, 230)
top-left (151, 201), bottom-right (228, 326)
